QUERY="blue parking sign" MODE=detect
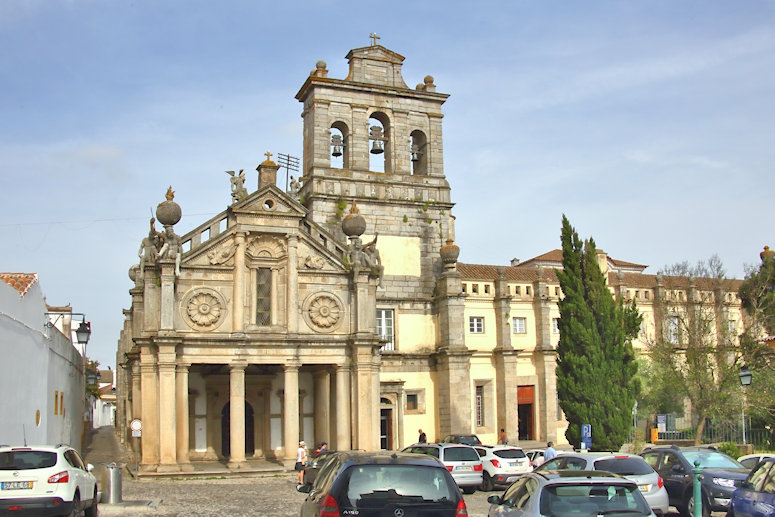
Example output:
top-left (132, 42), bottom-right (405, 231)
top-left (581, 424), bottom-right (592, 450)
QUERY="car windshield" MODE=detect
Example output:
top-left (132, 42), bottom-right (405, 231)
top-left (595, 457), bottom-right (653, 476)
top-left (495, 449), bottom-right (527, 459)
top-left (0, 450), bottom-right (57, 470)
top-left (444, 447), bottom-right (479, 462)
top-left (540, 483), bottom-right (652, 517)
top-left (344, 465), bottom-right (456, 507)
top-left (683, 451), bottom-right (743, 469)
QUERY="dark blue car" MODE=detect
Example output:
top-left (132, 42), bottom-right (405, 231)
top-left (728, 456), bottom-right (775, 517)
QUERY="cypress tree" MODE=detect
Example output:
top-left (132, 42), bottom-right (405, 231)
top-left (555, 215), bottom-right (641, 450)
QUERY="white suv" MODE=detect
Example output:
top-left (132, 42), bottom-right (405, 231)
top-left (474, 445), bottom-right (533, 490)
top-left (0, 444), bottom-right (98, 517)
top-left (402, 443), bottom-right (483, 493)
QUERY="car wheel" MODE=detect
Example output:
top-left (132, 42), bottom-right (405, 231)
top-left (462, 486), bottom-right (476, 494)
top-left (84, 487), bottom-right (99, 517)
top-left (66, 492), bottom-right (81, 517)
top-left (685, 492), bottom-right (711, 517)
top-left (481, 471), bottom-right (494, 491)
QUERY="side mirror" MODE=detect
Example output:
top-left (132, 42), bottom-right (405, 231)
top-left (487, 495), bottom-right (501, 504)
top-left (86, 463), bottom-right (94, 472)
top-left (672, 464), bottom-right (684, 473)
top-left (296, 483), bottom-right (312, 494)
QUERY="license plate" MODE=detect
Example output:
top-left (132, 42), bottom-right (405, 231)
top-left (509, 462), bottom-right (518, 467)
top-left (1, 481), bottom-right (33, 490)
top-left (639, 484), bottom-right (651, 492)
top-left (455, 465), bottom-right (472, 471)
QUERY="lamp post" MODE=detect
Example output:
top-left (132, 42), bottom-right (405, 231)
top-left (739, 365), bottom-right (753, 445)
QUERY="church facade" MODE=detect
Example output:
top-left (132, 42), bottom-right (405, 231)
top-left (115, 43), bottom-right (745, 472)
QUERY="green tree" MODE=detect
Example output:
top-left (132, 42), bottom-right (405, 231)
top-left (555, 215), bottom-right (642, 450)
top-left (645, 257), bottom-right (740, 444)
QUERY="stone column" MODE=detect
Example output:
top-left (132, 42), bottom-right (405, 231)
top-left (131, 361), bottom-right (142, 429)
top-left (228, 363), bottom-right (247, 469)
top-left (139, 343), bottom-right (159, 469)
top-left (158, 260), bottom-right (176, 330)
top-left (232, 231), bottom-right (246, 332)
top-left (494, 349), bottom-right (520, 445)
top-left (335, 365), bottom-right (351, 450)
top-left (156, 343), bottom-right (179, 472)
top-left (176, 363), bottom-right (192, 470)
top-left (287, 235), bottom-right (299, 333)
top-left (313, 370), bottom-right (330, 446)
top-left (283, 363), bottom-right (300, 461)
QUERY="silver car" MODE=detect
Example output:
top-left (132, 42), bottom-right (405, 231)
top-left (402, 443), bottom-right (483, 493)
top-left (536, 451), bottom-right (669, 516)
top-left (488, 470), bottom-right (655, 517)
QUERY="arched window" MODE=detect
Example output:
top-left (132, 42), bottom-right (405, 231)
top-left (369, 112), bottom-right (391, 173)
top-left (330, 122), bottom-right (349, 169)
top-left (410, 130), bottom-right (428, 175)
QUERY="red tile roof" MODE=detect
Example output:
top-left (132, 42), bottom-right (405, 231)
top-left (0, 273), bottom-right (39, 297)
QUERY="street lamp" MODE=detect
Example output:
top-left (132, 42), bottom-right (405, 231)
top-left (45, 312), bottom-right (91, 345)
top-left (739, 365), bottom-right (753, 444)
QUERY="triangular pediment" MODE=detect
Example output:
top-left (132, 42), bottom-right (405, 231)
top-left (231, 183), bottom-right (307, 222)
top-left (344, 45), bottom-right (408, 88)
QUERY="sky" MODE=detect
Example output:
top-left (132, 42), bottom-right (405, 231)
top-left (2, 1), bottom-right (774, 369)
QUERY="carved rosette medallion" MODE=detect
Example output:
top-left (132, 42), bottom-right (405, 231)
top-left (302, 292), bottom-right (344, 333)
top-left (181, 288), bottom-right (228, 331)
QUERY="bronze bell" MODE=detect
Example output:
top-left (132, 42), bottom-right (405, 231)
top-left (371, 139), bottom-right (384, 154)
top-left (331, 134), bottom-right (343, 157)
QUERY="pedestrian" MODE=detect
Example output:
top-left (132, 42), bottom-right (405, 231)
top-left (315, 441), bottom-right (327, 456)
top-left (544, 441), bottom-right (557, 462)
top-left (418, 429), bottom-right (427, 443)
top-left (499, 428), bottom-right (508, 445)
top-left (295, 441), bottom-right (307, 484)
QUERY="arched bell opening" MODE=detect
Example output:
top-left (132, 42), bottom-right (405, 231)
top-left (330, 122), bottom-right (349, 169)
top-left (410, 130), bottom-right (428, 176)
top-left (369, 112), bottom-right (391, 173)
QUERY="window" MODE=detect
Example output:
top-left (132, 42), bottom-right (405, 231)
top-left (377, 309), bottom-right (395, 350)
top-left (728, 320), bottom-right (736, 334)
top-left (484, 284), bottom-right (490, 294)
top-left (462, 283), bottom-right (467, 293)
top-left (475, 385), bottom-right (484, 426)
top-left (405, 389), bottom-right (425, 414)
top-left (645, 291), bottom-right (650, 300)
top-left (472, 284), bottom-right (479, 294)
top-left (515, 286), bottom-right (521, 295)
top-left (552, 318), bottom-right (560, 334)
top-left (406, 393), bottom-right (418, 410)
top-left (667, 316), bottom-right (680, 344)
top-left (554, 287), bottom-right (560, 296)
top-left (54, 391), bottom-right (59, 415)
top-left (469, 317), bottom-right (484, 333)
top-left (255, 267), bottom-right (272, 326)
top-left (513, 317), bottom-right (526, 334)
top-left (526, 286), bottom-right (531, 295)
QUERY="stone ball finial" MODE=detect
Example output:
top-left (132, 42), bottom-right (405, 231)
top-left (156, 185), bottom-right (182, 226)
top-left (440, 238), bottom-right (460, 266)
top-left (342, 202), bottom-right (366, 237)
top-left (424, 75), bottom-right (434, 85)
top-left (316, 60), bottom-right (327, 70)
top-left (762, 245), bottom-right (775, 262)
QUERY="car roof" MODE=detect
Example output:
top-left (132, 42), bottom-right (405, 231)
top-left (534, 470), bottom-right (632, 484)
top-left (331, 450), bottom-right (446, 467)
top-left (476, 444), bottom-right (524, 451)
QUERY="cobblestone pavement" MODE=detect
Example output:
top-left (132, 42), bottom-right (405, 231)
top-left (97, 473), bottom-right (495, 516)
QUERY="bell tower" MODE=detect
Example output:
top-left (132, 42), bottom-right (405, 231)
top-left (295, 42), bottom-right (454, 296)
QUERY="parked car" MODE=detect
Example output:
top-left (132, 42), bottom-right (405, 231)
top-left (535, 451), bottom-right (669, 515)
top-left (474, 445), bottom-right (533, 491)
top-left (486, 469), bottom-right (656, 517)
top-left (296, 450), bottom-right (468, 517)
top-left (302, 450), bottom-right (336, 486)
top-left (525, 448), bottom-right (546, 467)
top-left (728, 456), bottom-right (775, 517)
top-left (402, 442), bottom-right (483, 493)
top-left (641, 444), bottom-right (749, 517)
top-left (441, 434), bottom-right (482, 446)
top-left (738, 453), bottom-right (775, 470)
top-left (0, 444), bottom-right (99, 517)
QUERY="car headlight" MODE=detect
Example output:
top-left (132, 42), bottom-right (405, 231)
top-left (712, 477), bottom-right (736, 489)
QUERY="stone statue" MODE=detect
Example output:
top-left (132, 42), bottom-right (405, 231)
top-left (227, 169), bottom-right (247, 203)
top-left (289, 175), bottom-right (301, 196)
top-left (138, 217), bottom-right (162, 275)
top-left (362, 233), bottom-right (384, 287)
top-left (158, 226), bottom-right (182, 276)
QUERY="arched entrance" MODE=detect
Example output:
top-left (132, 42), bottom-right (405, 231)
top-left (221, 401), bottom-right (255, 457)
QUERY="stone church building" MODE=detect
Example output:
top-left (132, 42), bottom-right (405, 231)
top-left (115, 43), bottom-right (745, 472)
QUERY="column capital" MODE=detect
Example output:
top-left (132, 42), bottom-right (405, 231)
top-left (230, 362), bottom-right (248, 372)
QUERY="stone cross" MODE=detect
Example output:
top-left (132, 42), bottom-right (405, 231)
top-left (369, 33), bottom-right (380, 46)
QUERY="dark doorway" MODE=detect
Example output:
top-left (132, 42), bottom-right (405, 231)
top-left (380, 408), bottom-right (393, 450)
top-left (221, 401), bottom-right (255, 458)
top-left (518, 386), bottom-right (535, 440)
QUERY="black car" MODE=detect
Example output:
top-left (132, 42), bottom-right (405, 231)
top-left (297, 450), bottom-right (468, 517)
top-left (302, 450), bottom-right (336, 486)
top-left (640, 444), bottom-right (749, 517)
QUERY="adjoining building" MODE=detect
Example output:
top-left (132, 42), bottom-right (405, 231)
top-left (115, 42), bottom-right (744, 472)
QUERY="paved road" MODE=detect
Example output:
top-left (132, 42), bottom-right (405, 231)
top-left (98, 473), bottom-right (496, 516)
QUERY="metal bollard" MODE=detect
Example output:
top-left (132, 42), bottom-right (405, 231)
top-left (102, 462), bottom-right (123, 504)
top-left (692, 459), bottom-right (703, 517)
